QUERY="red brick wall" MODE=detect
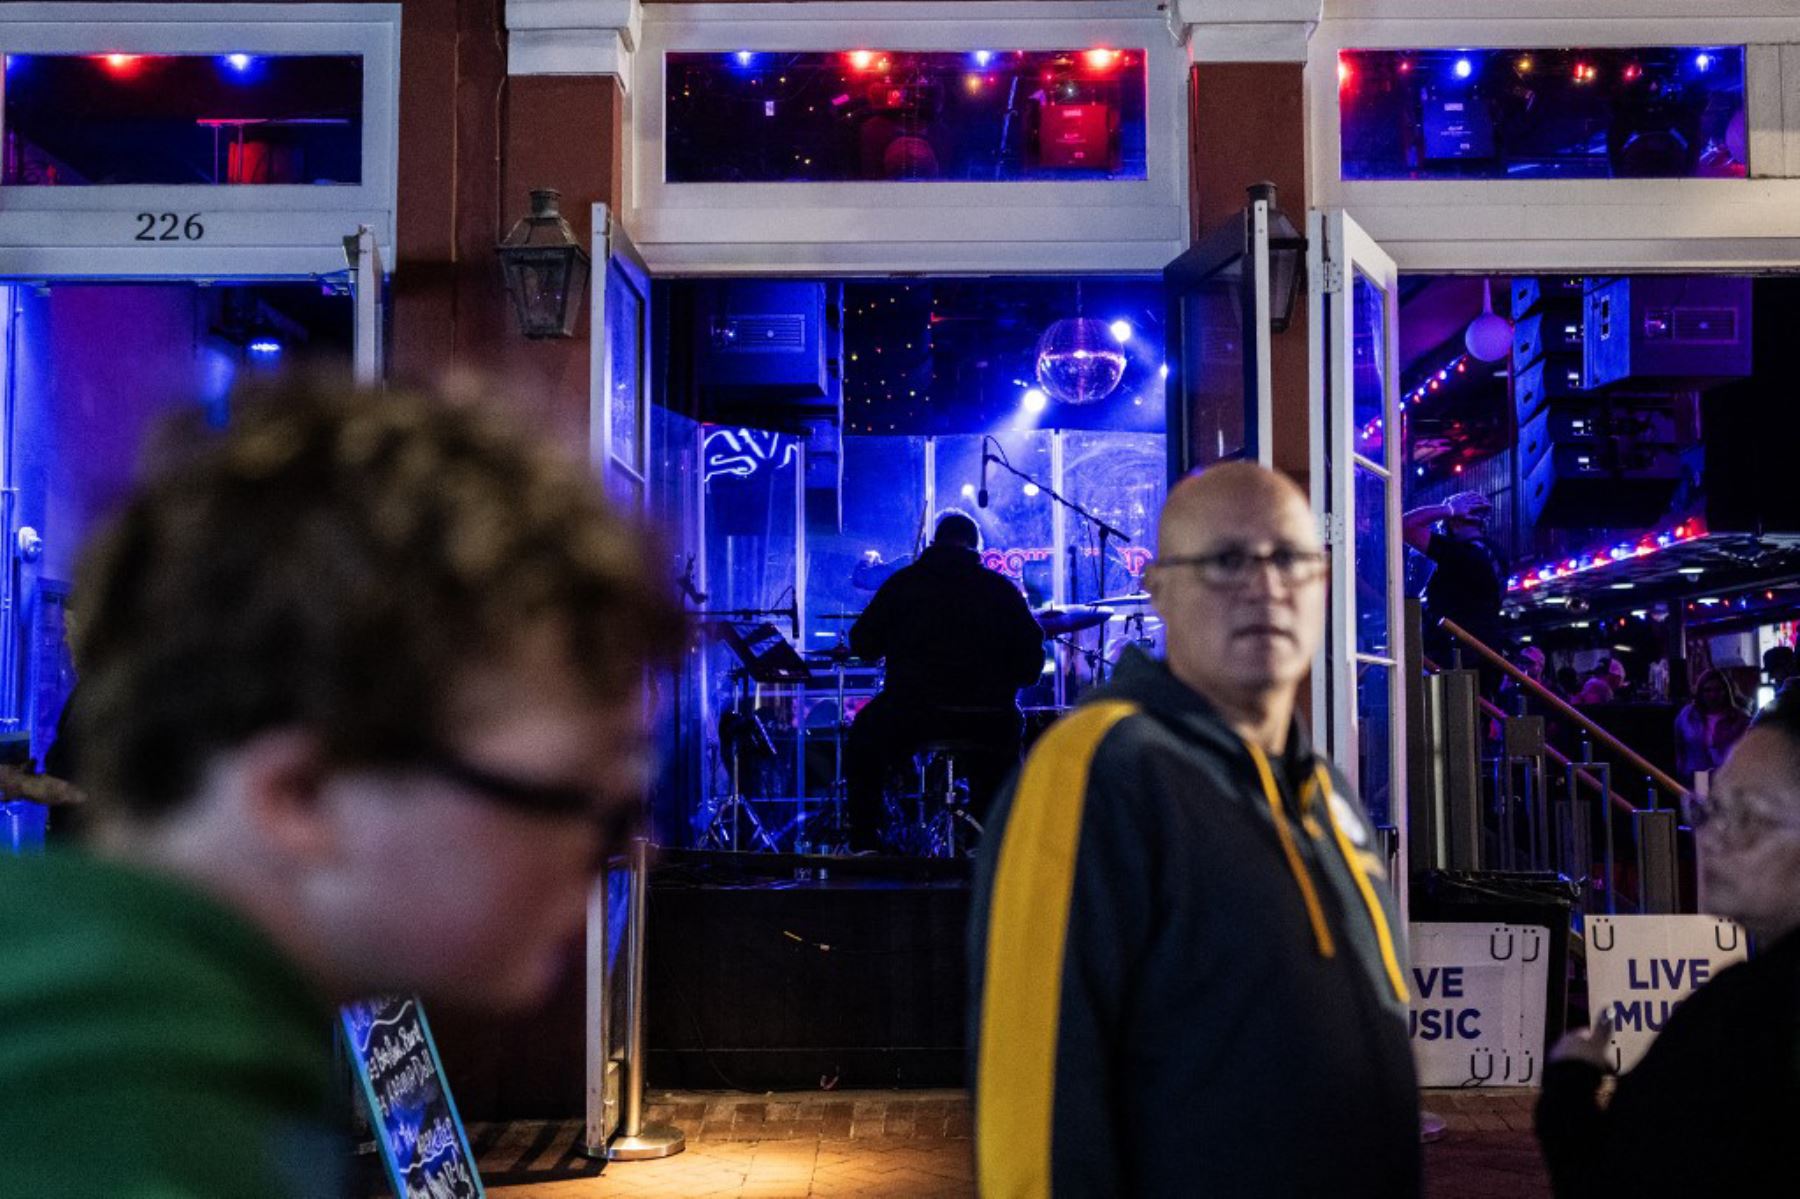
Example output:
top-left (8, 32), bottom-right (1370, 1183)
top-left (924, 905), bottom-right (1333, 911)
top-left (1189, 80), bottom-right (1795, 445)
top-left (1190, 60), bottom-right (1312, 493)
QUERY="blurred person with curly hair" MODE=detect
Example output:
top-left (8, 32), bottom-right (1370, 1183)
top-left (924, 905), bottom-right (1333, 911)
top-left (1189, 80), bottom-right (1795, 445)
top-left (0, 372), bottom-right (684, 1198)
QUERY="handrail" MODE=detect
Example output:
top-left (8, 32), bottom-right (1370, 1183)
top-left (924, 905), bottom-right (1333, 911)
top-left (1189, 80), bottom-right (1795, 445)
top-left (1437, 617), bottom-right (1691, 804)
top-left (1426, 652), bottom-right (1643, 819)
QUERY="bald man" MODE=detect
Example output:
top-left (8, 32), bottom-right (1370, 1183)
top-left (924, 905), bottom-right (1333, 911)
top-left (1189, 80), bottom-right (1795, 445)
top-left (968, 462), bottom-right (1419, 1198)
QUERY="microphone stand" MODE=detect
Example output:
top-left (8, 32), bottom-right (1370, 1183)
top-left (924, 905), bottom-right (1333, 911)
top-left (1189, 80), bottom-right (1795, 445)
top-left (983, 445), bottom-right (1130, 693)
top-left (982, 445), bottom-right (1131, 548)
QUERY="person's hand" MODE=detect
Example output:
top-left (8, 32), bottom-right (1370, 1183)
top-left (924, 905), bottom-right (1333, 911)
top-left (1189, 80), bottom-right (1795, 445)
top-left (0, 763), bottom-right (84, 807)
top-left (1549, 1010), bottom-right (1614, 1071)
top-left (1445, 491), bottom-right (1493, 521)
top-left (0, 763), bottom-right (36, 801)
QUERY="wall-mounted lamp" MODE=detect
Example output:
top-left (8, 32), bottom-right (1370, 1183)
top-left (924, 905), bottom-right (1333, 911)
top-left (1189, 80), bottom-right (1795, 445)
top-left (496, 188), bottom-right (590, 339)
top-left (1247, 182), bottom-right (1306, 334)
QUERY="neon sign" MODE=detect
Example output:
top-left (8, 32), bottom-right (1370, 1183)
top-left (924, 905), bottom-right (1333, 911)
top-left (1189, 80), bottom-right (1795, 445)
top-left (703, 427), bottom-right (797, 484)
top-left (982, 544), bottom-right (1153, 580)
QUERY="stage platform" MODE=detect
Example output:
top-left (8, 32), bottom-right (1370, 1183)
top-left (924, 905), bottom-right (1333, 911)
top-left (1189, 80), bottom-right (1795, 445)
top-left (433, 848), bottom-right (974, 1120)
top-left (647, 849), bottom-right (973, 1091)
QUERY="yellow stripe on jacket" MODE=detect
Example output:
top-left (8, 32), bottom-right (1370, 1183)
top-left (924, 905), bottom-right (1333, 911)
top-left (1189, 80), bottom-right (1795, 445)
top-left (976, 700), bottom-right (1138, 1199)
top-left (1312, 764), bottom-right (1412, 1004)
top-left (1244, 742), bottom-right (1336, 959)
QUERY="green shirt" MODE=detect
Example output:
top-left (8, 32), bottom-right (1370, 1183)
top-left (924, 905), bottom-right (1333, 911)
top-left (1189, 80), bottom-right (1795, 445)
top-left (0, 851), bottom-right (348, 1198)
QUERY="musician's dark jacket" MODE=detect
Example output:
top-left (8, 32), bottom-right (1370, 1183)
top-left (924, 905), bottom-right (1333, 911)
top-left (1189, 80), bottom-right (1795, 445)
top-left (967, 648), bottom-right (1421, 1198)
top-left (849, 542), bottom-right (1044, 708)
top-left (1534, 926), bottom-right (1800, 1199)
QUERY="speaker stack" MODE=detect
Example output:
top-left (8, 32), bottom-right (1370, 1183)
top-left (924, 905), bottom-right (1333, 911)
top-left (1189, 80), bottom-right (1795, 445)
top-left (1512, 276), bottom-right (1744, 530)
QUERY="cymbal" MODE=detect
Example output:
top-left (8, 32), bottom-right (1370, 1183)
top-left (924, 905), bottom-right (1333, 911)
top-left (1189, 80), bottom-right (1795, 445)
top-left (1089, 592), bottom-right (1152, 606)
top-left (1036, 605), bottom-right (1113, 636)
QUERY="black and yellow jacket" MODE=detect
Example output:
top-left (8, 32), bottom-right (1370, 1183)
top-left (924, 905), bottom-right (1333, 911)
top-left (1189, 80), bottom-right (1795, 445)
top-left (968, 649), bottom-right (1420, 1198)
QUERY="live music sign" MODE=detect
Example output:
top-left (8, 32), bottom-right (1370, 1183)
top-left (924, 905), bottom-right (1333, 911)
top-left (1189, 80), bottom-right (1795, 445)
top-left (1586, 915), bottom-right (1749, 1072)
top-left (1408, 922), bottom-right (1550, 1087)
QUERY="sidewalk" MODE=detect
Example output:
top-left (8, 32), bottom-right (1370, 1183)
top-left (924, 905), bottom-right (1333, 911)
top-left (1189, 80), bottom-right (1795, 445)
top-left (477, 1088), bottom-right (1550, 1198)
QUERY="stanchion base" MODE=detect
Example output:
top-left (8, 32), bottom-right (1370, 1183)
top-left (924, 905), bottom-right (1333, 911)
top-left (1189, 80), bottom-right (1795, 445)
top-left (607, 1124), bottom-right (687, 1161)
top-left (1420, 1111), bottom-right (1447, 1144)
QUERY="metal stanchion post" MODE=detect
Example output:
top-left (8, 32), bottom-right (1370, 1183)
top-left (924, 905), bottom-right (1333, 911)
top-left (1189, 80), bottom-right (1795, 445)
top-left (1577, 739), bottom-right (1618, 916)
top-left (607, 837), bottom-right (685, 1161)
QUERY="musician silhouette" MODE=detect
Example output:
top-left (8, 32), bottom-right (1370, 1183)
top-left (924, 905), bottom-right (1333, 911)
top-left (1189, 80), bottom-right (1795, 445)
top-left (844, 511), bottom-right (1046, 851)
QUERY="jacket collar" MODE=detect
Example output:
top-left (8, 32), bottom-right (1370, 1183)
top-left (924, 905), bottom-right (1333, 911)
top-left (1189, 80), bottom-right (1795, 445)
top-left (1089, 646), bottom-right (1317, 770)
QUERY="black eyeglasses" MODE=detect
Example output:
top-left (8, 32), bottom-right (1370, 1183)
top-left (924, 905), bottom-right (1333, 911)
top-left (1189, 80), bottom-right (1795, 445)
top-left (1680, 791), bottom-right (1800, 844)
top-left (1155, 546), bottom-right (1328, 589)
top-left (414, 748), bottom-right (646, 851)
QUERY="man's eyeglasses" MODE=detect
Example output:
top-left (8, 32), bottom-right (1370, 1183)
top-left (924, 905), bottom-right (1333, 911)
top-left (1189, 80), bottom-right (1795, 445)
top-left (1680, 791), bottom-right (1800, 844)
top-left (1155, 546), bottom-right (1328, 589)
top-left (415, 748), bottom-right (645, 852)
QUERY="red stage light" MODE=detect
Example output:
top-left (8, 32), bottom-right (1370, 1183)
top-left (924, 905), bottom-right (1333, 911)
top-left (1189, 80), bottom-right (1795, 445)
top-left (1084, 47), bottom-right (1120, 71)
top-left (1338, 58), bottom-right (1353, 88)
top-left (1623, 63), bottom-right (1643, 82)
top-left (847, 50), bottom-right (876, 71)
top-left (100, 53), bottom-right (141, 74)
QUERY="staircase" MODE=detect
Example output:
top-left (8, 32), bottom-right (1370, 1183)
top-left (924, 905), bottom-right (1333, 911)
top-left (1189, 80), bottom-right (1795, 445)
top-left (1408, 603), bottom-right (1694, 918)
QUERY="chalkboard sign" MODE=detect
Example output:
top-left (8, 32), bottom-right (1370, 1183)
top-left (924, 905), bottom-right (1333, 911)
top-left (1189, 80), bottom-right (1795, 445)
top-left (341, 996), bottom-right (485, 1199)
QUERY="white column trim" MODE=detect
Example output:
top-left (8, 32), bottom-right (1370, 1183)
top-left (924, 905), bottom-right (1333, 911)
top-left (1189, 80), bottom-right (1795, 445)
top-left (507, 0), bottom-right (640, 84)
top-left (1173, 0), bottom-right (1323, 64)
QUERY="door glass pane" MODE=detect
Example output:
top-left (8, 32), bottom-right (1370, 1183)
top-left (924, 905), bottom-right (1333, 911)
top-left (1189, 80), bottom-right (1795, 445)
top-left (703, 439), bottom-right (801, 803)
top-left (1352, 270), bottom-right (1387, 459)
top-left (804, 434), bottom-right (927, 652)
top-left (934, 431), bottom-right (1054, 607)
top-left (1356, 661), bottom-right (1394, 827)
top-left (606, 262), bottom-right (646, 479)
top-left (666, 50), bottom-right (1149, 183)
top-left (1177, 281), bottom-right (1247, 468)
top-left (1062, 430), bottom-right (1164, 603)
top-left (3, 54), bottom-right (364, 186)
top-left (1354, 463), bottom-right (1390, 657)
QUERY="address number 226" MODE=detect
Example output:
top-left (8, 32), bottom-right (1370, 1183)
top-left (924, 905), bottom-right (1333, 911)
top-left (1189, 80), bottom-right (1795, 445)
top-left (134, 213), bottom-right (205, 242)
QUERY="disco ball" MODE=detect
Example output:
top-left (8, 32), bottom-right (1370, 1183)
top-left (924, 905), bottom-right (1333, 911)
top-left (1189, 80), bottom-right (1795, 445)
top-left (1035, 317), bottom-right (1128, 405)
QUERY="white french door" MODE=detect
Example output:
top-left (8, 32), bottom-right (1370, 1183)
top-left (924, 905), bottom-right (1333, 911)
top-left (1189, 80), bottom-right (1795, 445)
top-left (1309, 209), bottom-right (1407, 894)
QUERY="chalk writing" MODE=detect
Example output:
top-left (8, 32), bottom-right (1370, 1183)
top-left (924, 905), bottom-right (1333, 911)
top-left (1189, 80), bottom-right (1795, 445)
top-left (341, 996), bottom-right (483, 1199)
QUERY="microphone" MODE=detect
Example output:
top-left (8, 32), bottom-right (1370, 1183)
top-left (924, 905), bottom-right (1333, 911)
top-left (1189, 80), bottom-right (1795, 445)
top-left (977, 443), bottom-right (992, 509)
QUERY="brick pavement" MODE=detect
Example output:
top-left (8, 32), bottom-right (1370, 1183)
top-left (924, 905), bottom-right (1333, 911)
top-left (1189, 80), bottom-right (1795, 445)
top-left (480, 1088), bottom-right (1549, 1198)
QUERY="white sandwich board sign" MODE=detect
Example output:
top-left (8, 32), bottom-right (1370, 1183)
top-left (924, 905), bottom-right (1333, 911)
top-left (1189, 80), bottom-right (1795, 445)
top-left (1586, 915), bottom-right (1748, 1073)
top-left (1408, 922), bottom-right (1550, 1088)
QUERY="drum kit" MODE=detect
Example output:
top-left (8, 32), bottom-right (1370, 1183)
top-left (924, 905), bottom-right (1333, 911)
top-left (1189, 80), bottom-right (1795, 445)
top-left (695, 591), bottom-right (1160, 857)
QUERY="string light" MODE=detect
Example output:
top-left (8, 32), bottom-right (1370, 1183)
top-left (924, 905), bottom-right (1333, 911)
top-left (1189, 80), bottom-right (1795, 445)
top-left (1507, 518), bottom-right (1709, 593)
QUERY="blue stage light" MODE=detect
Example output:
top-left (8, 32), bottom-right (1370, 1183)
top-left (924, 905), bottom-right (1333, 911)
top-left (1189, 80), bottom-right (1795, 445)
top-left (1021, 388), bottom-right (1048, 413)
top-left (736, 50), bottom-right (755, 66)
top-left (1694, 52), bottom-right (1713, 72)
top-left (973, 50), bottom-right (992, 67)
top-left (1023, 482), bottom-right (1041, 497)
top-left (1454, 57), bottom-right (1473, 79)
top-left (248, 339), bottom-right (282, 356)
top-left (1109, 319), bottom-right (1132, 344)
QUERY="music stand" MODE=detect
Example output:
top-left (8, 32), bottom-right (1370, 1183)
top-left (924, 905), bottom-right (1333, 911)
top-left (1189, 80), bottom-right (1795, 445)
top-left (703, 623), bottom-right (810, 852)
